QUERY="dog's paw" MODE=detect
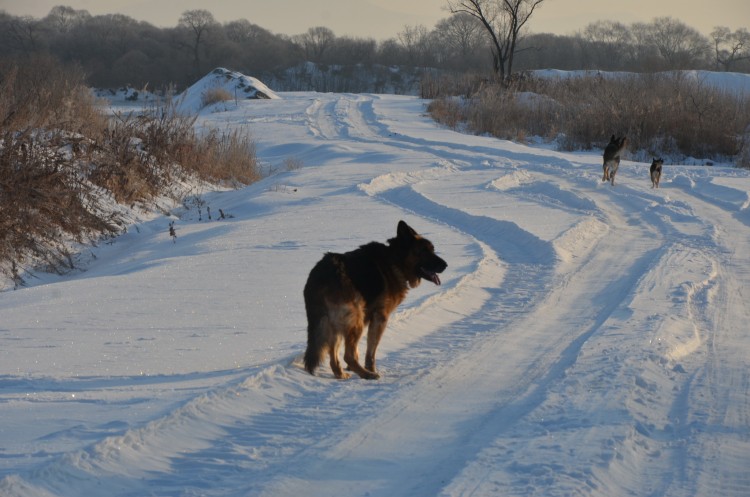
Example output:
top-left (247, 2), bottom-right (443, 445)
top-left (361, 370), bottom-right (381, 380)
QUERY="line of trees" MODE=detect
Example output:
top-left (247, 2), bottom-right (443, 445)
top-left (1, 5), bottom-right (748, 92)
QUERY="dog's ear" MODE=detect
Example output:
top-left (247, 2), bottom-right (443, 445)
top-left (397, 220), bottom-right (417, 240)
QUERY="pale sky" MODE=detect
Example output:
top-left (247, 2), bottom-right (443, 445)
top-left (1, 0), bottom-right (748, 39)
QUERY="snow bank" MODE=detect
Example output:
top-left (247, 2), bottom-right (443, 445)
top-left (173, 67), bottom-right (280, 114)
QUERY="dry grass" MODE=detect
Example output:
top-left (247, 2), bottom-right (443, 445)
top-left (428, 72), bottom-right (750, 165)
top-left (0, 56), bottom-right (120, 286)
top-left (0, 56), bottom-right (261, 287)
top-left (201, 87), bottom-right (234, 108)
top-left (190, 127), bottom-right (260, 185)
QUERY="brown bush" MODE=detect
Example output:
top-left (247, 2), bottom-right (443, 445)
top-left (426, 97), bottom-right (466, 130)
top-left (188, 128), bottom-right (260, 185)
top-left (0, 55), bottom-right (107, 138)
top-left (0, 57), bottom-right (121, 286)
top-left (428, 72), bottom-right (750, 165)
top-left (201, 87), bottom-right (234, 108)
top-left (0, 56), bottom-right (260, 287)
top-left (420, 72), bottom-right (488, 99)
top-left (0, 129), bottom-right (122, 287)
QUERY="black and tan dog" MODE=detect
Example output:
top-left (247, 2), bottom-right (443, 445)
top-left (303, 220), bottom-right (447, 379)
top-left (650, 157), bottom-right (664, 188)
top-left (603, 135), bottom-right (627, 186)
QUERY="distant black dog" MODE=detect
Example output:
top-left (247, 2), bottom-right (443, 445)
top-left (303, 221), bottom-right (447, 379)
top-left (603, 135), bottom-right (627, 186)
top-left (650, 158), bottom-right (664, 188)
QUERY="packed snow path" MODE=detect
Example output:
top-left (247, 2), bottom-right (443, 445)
top-left (1, 93), bottom-right (749, 497)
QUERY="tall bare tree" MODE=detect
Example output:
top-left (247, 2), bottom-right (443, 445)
top-left (43, 5), bottom-right (90, 33)
top-left (2, 16), bottom-right (43, 53)
top-left (178, 9), bottom-right (218, 77)
top-left (581, 20), bottom-right (636, 69)
top-left (294, 26), bottom-right (336, 62)
top-left (447, 0), bottom-right (545, 80)
top-left (398, 24), bottom-right (434, 66)
top-left (638, 17), bottom-right (710, 69)
top-left (711, 26), bottom-right (750, 72)
top-left (432, 13), bottom-right (487, 69)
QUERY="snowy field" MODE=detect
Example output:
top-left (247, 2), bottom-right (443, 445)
top-left (1, 85), bottom-right (750, 496)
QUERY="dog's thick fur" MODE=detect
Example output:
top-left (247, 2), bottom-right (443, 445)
top-left (602, 135), bottom-right (627, 186)
top-left (650, 157), bottom-right (664, 188)
top-left (303, 220), bottom-right (447, 380)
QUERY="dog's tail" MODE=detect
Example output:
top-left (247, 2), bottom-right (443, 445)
top-left (303, 307), bottom-right (328, 374)
top-left (303, 258), bottom-right (331, 375)
top-left (303, 323), bottom-right (324, 375)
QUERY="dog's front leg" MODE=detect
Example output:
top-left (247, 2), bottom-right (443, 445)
top-left (344, 325), bottom-right (378, 380)
top-left (364, 313), bottom-right (388, 378)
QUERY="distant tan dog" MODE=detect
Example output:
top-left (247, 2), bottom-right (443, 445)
top-left (303, 221), bottom-right (447, 379)
top-left (602, 135), bottom-right (627, 186)
top-left (650, 158), bottom-right (664, 188)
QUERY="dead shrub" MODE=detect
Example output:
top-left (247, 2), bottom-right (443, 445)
top-left (429, 72), bottom-right (750, 164)
top-left (187, 128), bottom-right (260, 186)
top-left (0, 56), bottom-right (261, 287)
top-left (420, 72), bottom-right (488, 99)
top-left (201, 87), bottom-right (234, 108)
top-left (426, 97), bottom-right (466, 130)
top-left (0, 129), bottom-right (122, 287)
top-left (0, 56), bottom-right (122, 286)
top-left (0, 55), bottom-right (107, 138)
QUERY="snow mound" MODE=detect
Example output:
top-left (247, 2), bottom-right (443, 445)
top-left (174, 67), bottom-right (280, 114)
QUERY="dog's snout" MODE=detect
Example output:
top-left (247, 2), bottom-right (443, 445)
top-left (434, 256), bottom-right (447, 273)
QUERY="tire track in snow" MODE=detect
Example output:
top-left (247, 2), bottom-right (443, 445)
top-left (650, 184), bottom-right (750, 497)
top-left (250, 153), bottom-right (677, 496)
top-left (388, 159), bottom-right (704, 496)
top-left (284, 94), bottom-right (704, 496)
top-left (1, 93), bottom-right (485, 497)
top-left (435, 162), bottom-right (748, 497)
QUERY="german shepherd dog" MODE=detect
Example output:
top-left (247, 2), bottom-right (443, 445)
top-left (303, 220), bottom-right (447, 380)
top-left (602, 135), bottom-right (627, 186)
top-left (650, 158), bottom-right (664, 188)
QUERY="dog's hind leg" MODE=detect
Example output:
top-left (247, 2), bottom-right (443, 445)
top-left (329, 335), bottom-right (350, 379)
top-left (610, 160), bottom-right (619, 186)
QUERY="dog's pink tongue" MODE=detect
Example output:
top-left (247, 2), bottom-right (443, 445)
top-left (429, 273), bottom-right (441, 285)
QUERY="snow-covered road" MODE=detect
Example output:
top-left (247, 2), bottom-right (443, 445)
top-left (2, 91), bottom-right (749, 497)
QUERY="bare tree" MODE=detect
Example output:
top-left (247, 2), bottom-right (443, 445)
top-left (224, 19), bottom-right (258, 44)
top-left (1, 15), bottom-right (43, 53)
top-left (398, 24), bottom-right (434, 66)
top-left (43, 5), bottom-right (90, 33)
top-left (581, 20), bottom-right (636, 69)
top-left (178, 9), bottom-right (218, 77)
top-left (432, 13), bottom-right (487, 70)
top-left (447, 0), bottom-right (545, 80)
top-left (711, 26), bottom-right (750, 72)
top-left (293, 26), bottom-right (336, 62)
top-left (641, 17), bottom-right (710, 69)
top-left (326, 37), bottom-right (377, 66)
